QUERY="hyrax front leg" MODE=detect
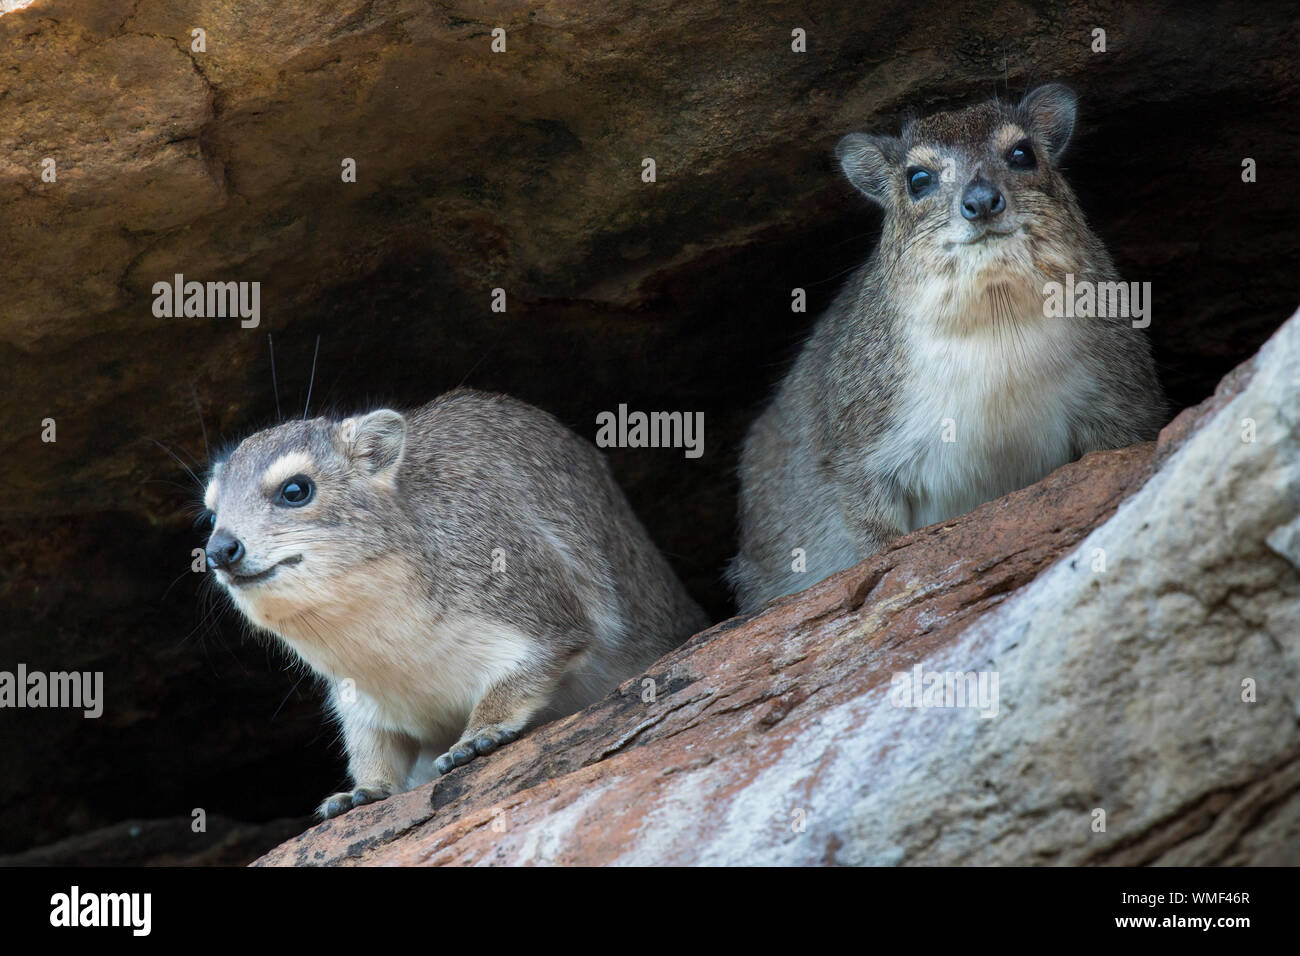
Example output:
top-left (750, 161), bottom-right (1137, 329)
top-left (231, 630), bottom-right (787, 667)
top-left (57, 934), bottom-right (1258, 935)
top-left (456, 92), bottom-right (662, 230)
top-left (434, 659), bottom-right (567, 776)
top-left (318, 703), bottom-right (419, 819)
top-left (838, 472), bottom-right (907, 560)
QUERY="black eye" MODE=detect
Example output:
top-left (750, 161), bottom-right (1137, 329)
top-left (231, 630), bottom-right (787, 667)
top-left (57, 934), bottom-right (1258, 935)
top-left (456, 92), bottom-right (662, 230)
top-left (906, 167), bottom-right (933, 197)
top-left (278, 475), bottom-right (315, 507)
top-left (195, 510), bottom-right (216, 530)
top-left (1007, 139), bottom-right (1036, 169)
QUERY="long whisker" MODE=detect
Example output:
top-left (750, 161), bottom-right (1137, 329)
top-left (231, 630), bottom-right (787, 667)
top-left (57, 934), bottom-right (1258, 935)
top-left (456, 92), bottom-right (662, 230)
top-left (189, 382), bottom-right (210, 465)
top-left (304, 334), bottom-right (321, 419)
top-left (268, 333), bottom-right (283, 423)
top-left (143, 436), bottom-right (203, 491)
top-left (161, 563), bottom-right (198, 603)
top-left (271, 672), bottom-right (308, 721)
top-left (180, 577), bottom-right (228, 646)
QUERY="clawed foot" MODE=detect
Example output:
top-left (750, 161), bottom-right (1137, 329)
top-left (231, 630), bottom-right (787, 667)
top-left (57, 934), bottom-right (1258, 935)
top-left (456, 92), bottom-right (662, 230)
top-left (434, 726), bottom-right (520, 775)
top-left (317, 785), bottom-right (390, 820)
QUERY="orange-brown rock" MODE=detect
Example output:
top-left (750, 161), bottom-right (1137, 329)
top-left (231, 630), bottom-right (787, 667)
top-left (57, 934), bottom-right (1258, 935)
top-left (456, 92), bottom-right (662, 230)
top-left (258, 310), bottom-right (1300, 865)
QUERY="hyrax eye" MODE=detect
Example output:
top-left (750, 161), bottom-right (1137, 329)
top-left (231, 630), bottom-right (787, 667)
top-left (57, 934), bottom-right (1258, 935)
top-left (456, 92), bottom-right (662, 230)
top-left (277, 475), bottom-right (315, 507)
top-left (906, 167), bottom-right (934, 198)
top-left (1007, 139), bottom-right (1037, 170)
top-left (194, 510), bottom-right (216, 530)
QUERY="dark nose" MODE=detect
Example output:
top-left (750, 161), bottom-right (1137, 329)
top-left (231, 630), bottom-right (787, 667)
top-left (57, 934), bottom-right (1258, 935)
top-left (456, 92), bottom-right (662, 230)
top-left (961, 178), bottom-right (1006, 221)
top-left (205, 530), bottom-right (245, 570)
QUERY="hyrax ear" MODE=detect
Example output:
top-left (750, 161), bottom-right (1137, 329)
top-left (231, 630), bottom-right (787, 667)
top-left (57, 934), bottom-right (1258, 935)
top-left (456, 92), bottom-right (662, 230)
top-left (836, 133), bottom-right (903, 205)
top-left (335, 409), bottom-right (406, 478)
top-left (1021, 84), bottom-right (1078, 160)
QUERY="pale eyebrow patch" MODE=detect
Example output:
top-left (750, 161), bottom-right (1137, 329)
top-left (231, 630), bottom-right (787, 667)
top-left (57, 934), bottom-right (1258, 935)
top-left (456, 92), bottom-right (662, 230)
top-left (993, 123), bottom-right (1028, 152)
top-left (906, 145), bottom-right (944, 170)
top-left (261, 451), bottom-right (316, 493)
top-left (204, 480), bottom-right (220, 511)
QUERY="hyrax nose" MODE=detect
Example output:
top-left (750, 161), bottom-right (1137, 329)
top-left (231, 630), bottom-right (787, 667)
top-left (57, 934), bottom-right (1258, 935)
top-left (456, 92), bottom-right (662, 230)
top-left (960, 178), bottom-right (1006, 221)
top-left (206, 530), bottom-right (245, 570)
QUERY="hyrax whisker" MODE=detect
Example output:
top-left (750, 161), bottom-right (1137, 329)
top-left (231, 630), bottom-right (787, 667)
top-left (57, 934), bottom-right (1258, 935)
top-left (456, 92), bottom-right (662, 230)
top-left (144, 436), bottom-right (205, 491)
top-left (190, 382), bottom-right (211, 463)
top-left (302, 334), bottom-right (320, 420)
top-left (267, 334), bottom-right (282, 423)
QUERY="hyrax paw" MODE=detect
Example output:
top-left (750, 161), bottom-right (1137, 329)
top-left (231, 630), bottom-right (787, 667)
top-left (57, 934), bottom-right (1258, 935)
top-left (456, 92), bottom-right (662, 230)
top-left (434, 726), bottom-right (520, 775)
top-left (317, 786), bottom-right (390, 820)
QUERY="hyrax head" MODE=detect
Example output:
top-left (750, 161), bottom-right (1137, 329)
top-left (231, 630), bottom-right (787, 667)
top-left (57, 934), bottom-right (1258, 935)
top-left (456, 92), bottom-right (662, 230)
top-left (836, 84), bottom-right (1083, 274)
top-left (202, 409), bottom-right (407, 625)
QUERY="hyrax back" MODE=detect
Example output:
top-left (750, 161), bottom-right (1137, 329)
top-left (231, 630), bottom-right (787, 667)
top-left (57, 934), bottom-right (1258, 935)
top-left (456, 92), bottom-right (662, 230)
top-left (729, 85), bottom-right (1164, 612)
top-left (203, 389), bottom-right (707, 818)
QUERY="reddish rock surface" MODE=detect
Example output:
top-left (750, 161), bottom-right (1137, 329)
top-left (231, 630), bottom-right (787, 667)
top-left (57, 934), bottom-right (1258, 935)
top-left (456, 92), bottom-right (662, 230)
top-left (257, 310), bottom-right (1300, 866)
top-left (257, 438), bottom-right (1157, 865)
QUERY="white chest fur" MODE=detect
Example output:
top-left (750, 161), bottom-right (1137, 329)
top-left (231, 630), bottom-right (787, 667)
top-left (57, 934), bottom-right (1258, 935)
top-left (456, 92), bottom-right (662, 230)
top-left (233, 556), bottom-right (533, 740)
top-left (877, 285), bottom-right (1088, 532)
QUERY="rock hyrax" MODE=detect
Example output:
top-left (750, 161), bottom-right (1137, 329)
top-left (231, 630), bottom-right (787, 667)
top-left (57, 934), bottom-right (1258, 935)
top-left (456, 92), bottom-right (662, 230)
top-left (203, 389), bottom-right (707, 818)
top-left (729, 84), bottom-right (1164, 612)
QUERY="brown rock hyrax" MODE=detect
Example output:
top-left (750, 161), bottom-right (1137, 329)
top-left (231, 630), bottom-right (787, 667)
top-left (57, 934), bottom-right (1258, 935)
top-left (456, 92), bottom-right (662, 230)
top-left (728, 84), bottom-right (1164, 612)
top-left (202, 388), bottom-right (707, 818)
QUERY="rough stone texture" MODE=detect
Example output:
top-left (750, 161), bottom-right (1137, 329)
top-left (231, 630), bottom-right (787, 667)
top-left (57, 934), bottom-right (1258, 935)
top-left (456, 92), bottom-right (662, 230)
top-left (2, 0), bottom-right (1298, 857)
top-left (254, 309), bottom-right (1300, 866)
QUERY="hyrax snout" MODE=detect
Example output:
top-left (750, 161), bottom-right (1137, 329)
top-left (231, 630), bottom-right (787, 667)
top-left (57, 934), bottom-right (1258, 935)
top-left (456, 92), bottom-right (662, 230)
top-left (203, 389), bottom-right (707, 818)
